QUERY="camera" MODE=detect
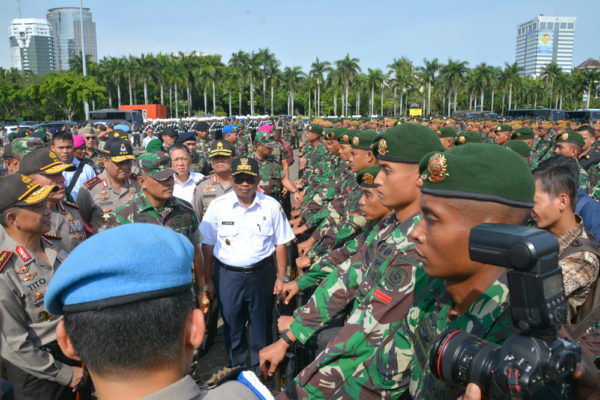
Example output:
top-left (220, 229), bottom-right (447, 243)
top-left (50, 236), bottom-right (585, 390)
top-left (430, 223), bottom-right (581, 399)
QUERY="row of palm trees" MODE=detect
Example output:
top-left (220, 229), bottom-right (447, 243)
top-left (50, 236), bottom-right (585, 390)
top-left (72, 50), bottom-right (600, 117)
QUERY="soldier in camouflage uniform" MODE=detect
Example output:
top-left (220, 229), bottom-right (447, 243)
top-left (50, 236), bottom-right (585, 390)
top-left (194, 121), bottom-right (212, 164)
top-left (3, 137), bottom-right (44, 175)
top-left (349, 144), bottom-right (535, 399)
top-left (253, 130), bottom-right (297, 203)
top-left (176, 131), bottom-right (209, 175)
top-left (236, 124), bottom-right (253, 157)
top-left (20, 149), bottom-right (87, 252)
top-left (76, 138), bottom-right (139, 234)
top-left (259, 124), bottom-right (445, 399)
top-left (554, 130), bottom-right (592, 194)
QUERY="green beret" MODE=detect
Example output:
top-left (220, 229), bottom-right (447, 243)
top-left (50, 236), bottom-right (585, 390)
top-left (307, 124), bottom-right (323, 135)
top-left (455, 131), bottom-right (483, 146)
top-left (495, 124), bottom-right (513, 133)
top-left (338, 129), bottom-right (355, 144)
top-left (325, 128), bottom-right (336, 140)
top-left (145, 138), bottom-right (163, 152)
top-left (419, 143), bottom-right (534, 207)
top-left (503, 140), bottom-right (531, 157)
top-left (556, 130), bottom-right (584, 147)
top-left (437, 126), bottom-right (456, 138)
top-left (356, 165), bottom-right (381, 187)
top-left (511, 127), bottom-right (534, 140)
top-left (372, 123), bottom-right (444, 163)
top-left (351, 130), bottom-right (378, 150)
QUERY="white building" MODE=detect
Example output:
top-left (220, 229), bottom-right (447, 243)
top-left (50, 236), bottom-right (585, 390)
top-left (9, 18), bottom-right (56, 75)
top-left (515, 15), bottom-right (576, 77)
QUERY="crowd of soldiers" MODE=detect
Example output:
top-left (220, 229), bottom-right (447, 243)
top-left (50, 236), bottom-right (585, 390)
top-left (0, 112), bottom-right (599, 399)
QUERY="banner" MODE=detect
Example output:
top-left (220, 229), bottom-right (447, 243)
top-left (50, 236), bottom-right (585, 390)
top-left (538, 30), bottom-right (553, 54)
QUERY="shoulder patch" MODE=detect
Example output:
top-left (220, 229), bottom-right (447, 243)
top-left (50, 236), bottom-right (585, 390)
top-left (63, 200), bottom-right (80, 209)
top-left (43, 232), bottom-right (63, 240)
top-left (83, 176), bottom-right (101, 189)
top-left (0, 251), bottom-right (13, 273)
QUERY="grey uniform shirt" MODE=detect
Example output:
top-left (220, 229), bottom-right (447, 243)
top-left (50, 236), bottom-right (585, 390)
top-left (49, 201), bottom-right (86, 252)
top-left (76, 170), bottom-right (140, 233)
top-left (192, 174), bottom-right (233, 220)
top-left (0, 229), bottom-right (73, 385)
top-left (140, 374), bottom-right (258, 400)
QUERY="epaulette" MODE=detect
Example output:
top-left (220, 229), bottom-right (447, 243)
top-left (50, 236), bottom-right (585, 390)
top-left (0, 251), bottom-right (13, 273)
top-left (83, 176), bottom-right (101, 189)
top-left (199, 365), bottom-right (243, 389)
top-left (42, 232), bottom-right (63, 240)
top-left (63, 200), bottom-right (80, 209)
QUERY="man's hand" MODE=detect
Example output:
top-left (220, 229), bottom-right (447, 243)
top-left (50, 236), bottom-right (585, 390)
top-left (295, 256), bottom-right (311, 269)
top-left (277, 316), bottom-right (294, 333)
top-left (198, 292), bottom-right (210, 314)
top-left (294, 191), bottom-right (304, 204)
top-left (259, 340), bottom-right (289, 378)
top-left (69, 366), bottom-right (86, 391)
top-left (297, 238), bottom-right (314, 256)
top-left (273, 279), bottom-right (284, 295)
top-left (205, 279), bottom-right (215, 300)
top-left (289, 217), bottom-right (302, 227)
top-left (294, 178), bottom-right (303, 187)
top-left (293, 225), bottom-right (308, 236)
top-left (281, 281), bottom-right (300, 304)
top-left (456, 383), bottom-right (481, 400)
top-left (291, 209), bottom-right (301, 218)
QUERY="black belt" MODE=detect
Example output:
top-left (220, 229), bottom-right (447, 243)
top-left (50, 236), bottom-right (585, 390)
top-left (216, 256), bottom-right (271, 273)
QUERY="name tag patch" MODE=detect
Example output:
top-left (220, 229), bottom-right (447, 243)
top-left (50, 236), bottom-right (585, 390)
top-left (221, 221), bottom-right (235, 225)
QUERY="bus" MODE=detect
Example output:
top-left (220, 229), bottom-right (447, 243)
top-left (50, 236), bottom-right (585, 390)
top-left (564, 110), bottom-right (600, 124)
top-left (89, 109), bottom-right (143, 127)
top-left (506, 109), bottom-right (566, 120)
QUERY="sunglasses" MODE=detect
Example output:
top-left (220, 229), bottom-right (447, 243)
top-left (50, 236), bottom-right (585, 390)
top-left (233, 175), bottom-right (258, 184)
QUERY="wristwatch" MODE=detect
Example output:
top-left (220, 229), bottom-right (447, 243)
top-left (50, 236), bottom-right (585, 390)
top-left (277, 274), bottom-right (290, 283)
top-left (280, 329), bottom-right (294, 346)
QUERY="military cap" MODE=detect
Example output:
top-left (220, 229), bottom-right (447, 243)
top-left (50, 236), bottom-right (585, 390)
top-left (419, 143), bottom-right (534, 207)
top-left (325, 128), bottom-right (336, 140)
top-left (256, 131), bottom-right (275, 148)
top-left (455, 131), bottom-right (484, 146)
top-left (3, 137), bottom-right (44, 159)
top-left (496, 124), bottom-right (512, 132)
top-left (176, 131), bottom-right (196, 144)
top-left (209, 140), bottom-right (235, 158)
top-left (114, 124), bottom-right (130, 133)
top-left (138, 151), bottom-right (174, 181)
top-left (356, 165), bottom-right (381, 188)
top-left (437, 126), bottom-right (456, 138)
top-left (145, 138), bottom-right (163, 152)
top-left (511, 127), bottom-right (534, 140)
top-left (45, 223), bottom-right (194, 315)
top-left (222, 125), bottom-right (238, 134)
top-left (20, 149), bottom-right (76, 175)
top-left (338, 129), bottom-right (355, 144)
top-left (351, 130), bottom-right (378, 150)
top-left (556, 130), bottom-right (584, 147)
top-left (307, 124), bottom-right (324, 135)
top-left (231, 156), bottom-right (259, 177)
top-left (99, 138), bottom-right (136, 162)
top-left (193, 121), bottom-right (210, 131)
top-left (503, 140), bottom-right (531, 157)
top-left (161, 126), bottom-right (178, 137)
top-left (372, 123), bottom-right (444, 163)
top-left (0, 173), bottom-right (57, 213)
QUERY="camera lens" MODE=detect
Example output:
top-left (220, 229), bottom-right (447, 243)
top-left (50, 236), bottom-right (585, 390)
top-left (430, 328), bottom-right (500, 392)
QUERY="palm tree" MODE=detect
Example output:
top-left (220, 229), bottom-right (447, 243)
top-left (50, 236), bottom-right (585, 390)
top-left (282, 66), bottom-right (305, 116)
top-left (540, 62), bottom-right (562, 108)
top-left (422, 58), bottom-right (440, 115)
top-left (326, 69), bottom-right (343, 116)
top-left (439, 59), bottom-right (469, 115)
top-left (136, 53), bottom-right (155, 105)
top-left (229, 50), bottom-right (250, 115)
top-left (310, 57), bottom-right (331, 117)
top-left (366, 68), bottom-right (384, 116)
top-left (153, 53), bottom-right (170, 105)
top-left (336, 54), bottom-right (361, 116)
top-left (196, 60), bottom-right (215, 113)
top-left (126, 55), bottom-right (138, 105)
top-left (387, 57), bottom-right (413, 116)
top-left (472, 62), bottom-right (495, 111)
top-left (502, 62), bottom-right (522, 112)
top-left (353, 73), bottom-right (366, 116)
top-left (580, 68), bottom-right (600, 109)
top-left (178, 52), bottom-right (197, 116)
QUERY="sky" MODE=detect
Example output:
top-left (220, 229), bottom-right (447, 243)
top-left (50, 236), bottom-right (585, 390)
top-left (2, 0), bottom-right (599, 72)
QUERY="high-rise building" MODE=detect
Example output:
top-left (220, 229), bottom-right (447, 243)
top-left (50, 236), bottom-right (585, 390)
top-left (46, 7), bottom-right (97, 71)
top-left (9, 18), bottom-right (56, 75)
top-left (515, 15), bottom-right (576, 77)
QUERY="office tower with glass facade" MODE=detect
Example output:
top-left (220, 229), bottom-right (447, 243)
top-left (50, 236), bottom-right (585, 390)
top-left (9, 18), bottom-right (56, 75)
top-left (515, 15), bottom-right (576, 77)
top-left (46, 7), bottom-right (97, 71)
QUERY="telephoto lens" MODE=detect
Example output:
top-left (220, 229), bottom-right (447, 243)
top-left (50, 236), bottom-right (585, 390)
top-left (430, 328), bottom-right (500, 395)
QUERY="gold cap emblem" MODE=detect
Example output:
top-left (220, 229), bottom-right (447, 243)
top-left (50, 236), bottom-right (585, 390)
top-left (458, 136), bottom-right (466, 144)
top-left (342, 134), bottom-right (349, 143)
top-left (436, 130), bottom-right (441, 136)
top-left (426, 153), bottom-right (449, 183)
top-left (496, 126), bottom-right (502, 132)
top-left (352, 136), bottom-right (360, 146)
top-left (362, 173), bottom-right (374, 185)
top-left (561, 133), bottom-right (569, 140)
top-left (378, 139), bottom-right (388, 155)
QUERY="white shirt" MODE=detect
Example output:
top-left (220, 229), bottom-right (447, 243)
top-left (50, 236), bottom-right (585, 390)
top-left (173, 171), bottom-right (204, 205)
top-left (63, 157), bottom-right (96, 201)
top-left (200, 190), bottom-right (295, 267)
top-left (142, 135), bottom-right (154, 149)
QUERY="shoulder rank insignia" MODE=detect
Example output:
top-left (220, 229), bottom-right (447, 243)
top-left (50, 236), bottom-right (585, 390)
top-left (83, 176), bottom-right (101, 189)
top-left (199, 365), bottom-right (243, 389)
top-left (42, 232), bottom-right (63, 240)
top-left (15, 246), bottom-right (31, 262)
top-left (63, 200), bottom-right (80, 209)
top-left (0, 251), bottom-right (13, 273)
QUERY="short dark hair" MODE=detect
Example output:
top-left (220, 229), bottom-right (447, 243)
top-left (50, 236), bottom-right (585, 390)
top-left (51, 131), bottom-right (73, 145)
top-left (533, 155), bottom-right (579, 211)
top-left (168, 144), bottom-right (190, 158)
top-left (576, 125), bottom-right (594, 137)
top-left (63, 290), bottom-right (194, 377)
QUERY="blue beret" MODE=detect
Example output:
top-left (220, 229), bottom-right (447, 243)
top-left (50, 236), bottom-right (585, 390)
top-left (45, 224), bottom-right (194, 315)
top-left (113, 124), bottom-right (130, 133)
top-left (223, 124), bottom-right (238, 134)
top-left (176, 131), bottom-right (196, 144)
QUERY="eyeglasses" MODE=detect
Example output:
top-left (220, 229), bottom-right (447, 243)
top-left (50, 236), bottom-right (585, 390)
top-left (233, 175), bottom-right (258, 184)
top-left (84, 136), bottom-right (96, 140)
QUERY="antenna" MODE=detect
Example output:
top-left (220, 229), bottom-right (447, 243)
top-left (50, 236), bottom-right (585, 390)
top-left (17, 0), bottom-right (22, 18)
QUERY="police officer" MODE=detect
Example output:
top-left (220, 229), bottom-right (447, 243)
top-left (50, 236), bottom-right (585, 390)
top-left (200, 157), bottom-right (295, 374)
top-left (76, 138), bottom-right (139, 234)
top-left (20, 149), bottom-right (87, 252)
top-left (0, 174), bottom-right (86, 399)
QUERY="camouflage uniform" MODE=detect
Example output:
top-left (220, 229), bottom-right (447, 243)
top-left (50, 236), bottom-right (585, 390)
top-left (190, 150), bottom-right (209, 175)
top-left (256, 154), bottom-right (285, 201)
top-left (285, 213), bottom-right (422, 399)
top-left (115, 191), bottom-right (201, 246)
top-left (236, 131), bottom-right (252, 157)
top-left (85, 151), bottom-right (104, 174)
top-left (48, 201), bottom-right (86, 252)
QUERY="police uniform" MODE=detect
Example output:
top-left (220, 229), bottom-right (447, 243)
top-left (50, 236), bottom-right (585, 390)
top-left (200, 157), bottom-right (295, 372)
top-left (49, 201), bottom-right (86, 252)
top-left (192, 174), bottom-right (233, 219)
